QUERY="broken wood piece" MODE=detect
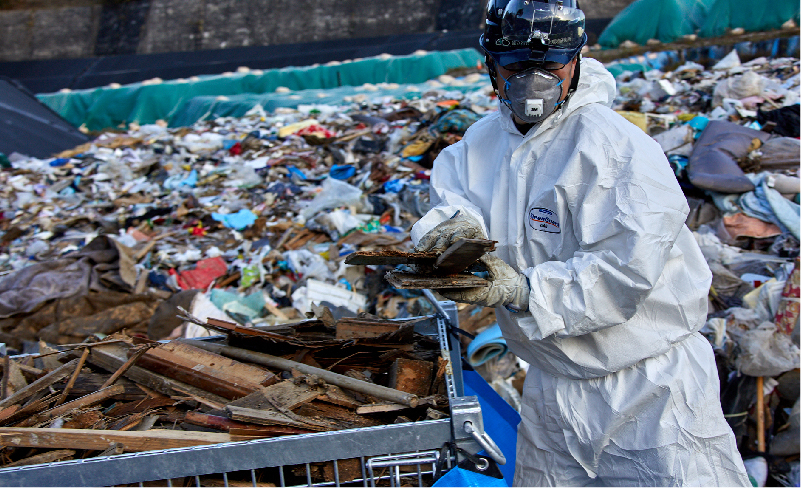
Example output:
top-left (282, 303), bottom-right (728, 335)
top-left (200, 317), bottom-right (304, 346)
top-left (186, 342), bottom-right (419, 408)
top-left (225, 405), bottom-right (329, 431)
top-left (335, 320), bottom-right (405, 340)
top-left (385, 271), bottom-right (488, 290)
top-left (317, 385), bottom-right (362, 409)
top-left (0, 427), bottom-right (240, 452)
top-left (228, 381), bottom-right (321, 411)
top-left (0, 359), bottom-right (78, 411)
top-left (182, 411), bottom-right (316, 437)
top-left (355, 403), bottom-right (408, 415)
top-left (16, 385), bottom-right (125, 428)
top-left (0, 392), bottom-right (59, 426)
top-left (344, 249), bottom-right (439, 267)
top-left (435, 238), bottom-right (496, 274)
top-left (98, 442), bottom-right (125, 456)
top-left (3, 449), bottom-right (76, 467)
top-left (294, 402), bottom-right (380, 428)
top-left (345, 238), bottom-right (495, 274)
top-left (388, 358), bottom-right (433, 397)
top-left (134, 342), bottom-right (277, 400)
top-left (55, 347), bottom-right (90, 407)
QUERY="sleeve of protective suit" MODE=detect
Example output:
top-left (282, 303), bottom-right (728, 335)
top-left (523, 122), bottom-right (691, 339)
top-left (410, 143), bottom-right (490, 245)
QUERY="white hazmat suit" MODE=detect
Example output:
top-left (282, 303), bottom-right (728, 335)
top-left (411, 58), bottom-right (750, 486)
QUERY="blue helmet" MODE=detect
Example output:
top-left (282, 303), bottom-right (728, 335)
top-left (480, 0), bottom-right (587, 69)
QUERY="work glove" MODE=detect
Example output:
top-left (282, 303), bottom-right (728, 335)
top-left (414, 212), bottom-right (486, 253)
top-left (438, 254), bottom-right (530, 312)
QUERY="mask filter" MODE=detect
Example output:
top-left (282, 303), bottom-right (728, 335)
top-left (499, 68), bottom-right (565, 124)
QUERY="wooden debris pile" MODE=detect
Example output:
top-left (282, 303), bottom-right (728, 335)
top-left (0, 314), bottom-right (451, 480)
top-left (345, 238), bottom-right (497, 289)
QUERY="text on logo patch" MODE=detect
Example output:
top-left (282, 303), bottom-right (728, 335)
top-left (528, 207), bottom-right (560, 233)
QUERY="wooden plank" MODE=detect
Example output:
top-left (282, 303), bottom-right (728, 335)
top-left (0, 359), bottom-right (78, 411)
top-left (16, 385), bottom-right (126, 428)
top-left (158, 342), bottom-right (277, 386)
top-left (355, 403), bottom-right (408, 415)
top-left (344, 250), bottom-right (438, 266)
top-left (335, 321), bottom-right (404, 340)
top-left (385, 271), bottom-right (488, 289)
top-left (0, 428), bottom-right (236, 452)
top-left (87, 343), bottom-right (229, 407)
top-left (435, 238), bottom-right (496, 274)
top-left (388, 358), bottom-right (433, 397)
top-left (225, 405), bottom-right (329, 431)
top-left (134, 343), bottom-right (277, 400)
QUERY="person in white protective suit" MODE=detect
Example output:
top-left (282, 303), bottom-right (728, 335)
top-left (410, 0), bottom-right (751, 486)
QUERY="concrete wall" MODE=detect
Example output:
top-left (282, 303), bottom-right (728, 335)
top-left (0, 0), bottom-right (634, 62)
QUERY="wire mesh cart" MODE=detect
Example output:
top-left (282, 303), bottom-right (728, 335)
top-left (0, 298), bottom-right (506, 487)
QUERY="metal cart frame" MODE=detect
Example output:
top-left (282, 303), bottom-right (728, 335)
top-left (0, 300), bottom-right (504, 487)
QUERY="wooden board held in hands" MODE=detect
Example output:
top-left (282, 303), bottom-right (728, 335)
top-left (346, 238), bottom-right (495, 275)
top-left (384, 272), bottom-right (488, 290)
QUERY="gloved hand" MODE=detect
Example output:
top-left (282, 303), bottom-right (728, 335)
top-left (438, 254), bottom-right (530, 311)
top-left (414, 212), bottom-right (486, 253)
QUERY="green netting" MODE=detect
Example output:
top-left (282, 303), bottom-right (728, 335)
top-left (598, 0), bottom-right (708, 48)
top-left (600, 0), bottom-right (799, 48)
top-left (37, 49), bottom-right (484, 132)
top-left (698, 0), bottom-right (800, 38)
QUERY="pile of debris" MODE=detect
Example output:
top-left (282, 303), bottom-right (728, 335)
top-left (0, 310), bottom-right (449, 483)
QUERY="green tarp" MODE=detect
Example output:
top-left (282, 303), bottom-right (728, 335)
top-left (599, 0), bottom-right (799, 48)
top-left (38, 49), bottom-right (484, 132)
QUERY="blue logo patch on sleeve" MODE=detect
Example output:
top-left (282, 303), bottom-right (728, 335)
top-left (528, 206), bottom-right (560, 233)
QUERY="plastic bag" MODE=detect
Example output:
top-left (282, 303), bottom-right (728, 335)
top-left (300, 178), bottom-right (363, 219)
top-left (734, 322), bottom-right (800, 377)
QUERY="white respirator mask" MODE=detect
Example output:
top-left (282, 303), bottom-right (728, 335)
top-left (498, 68), bottom-right (565, 125)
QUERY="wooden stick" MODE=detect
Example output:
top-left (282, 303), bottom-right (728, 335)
top-left (185, 341), bottom-right (419, 408)
top-left (0, 359), bottom-right (78, 411)
top-left (100, 346), bottom-right (153, 389)
top-left (0, 427), bottom-right (236, 452)
top-left (756, 376), bottom-right (765, 452)
top-left (54, 347), bottom-right (90, 407)
top-left (16, 385), bottom-right (125, 428)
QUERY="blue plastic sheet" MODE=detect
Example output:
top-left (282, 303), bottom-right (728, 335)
top-left (211, 208), bottom-right (257, 230)
top-left (329, 164), bottom-right (356, 180)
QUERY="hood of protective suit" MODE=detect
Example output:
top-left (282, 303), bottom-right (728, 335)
top-left (497, 57), bottom-right (616, 135)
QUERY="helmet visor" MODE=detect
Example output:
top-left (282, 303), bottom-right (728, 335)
top-left (501, 0), bottom-right (585, 50)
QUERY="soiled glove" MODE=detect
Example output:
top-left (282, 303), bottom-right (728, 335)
top-left (438, 254), bottom-right (530, 311)
top-left (414, 212), bottom-right (486, 253)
